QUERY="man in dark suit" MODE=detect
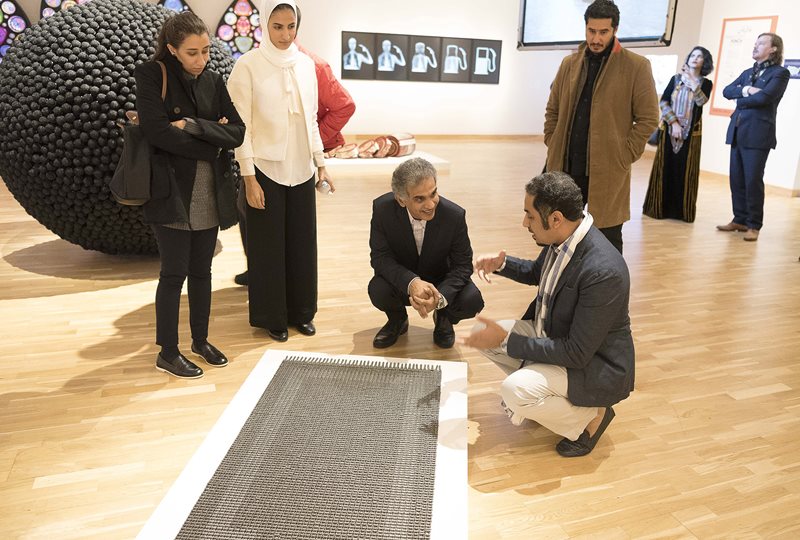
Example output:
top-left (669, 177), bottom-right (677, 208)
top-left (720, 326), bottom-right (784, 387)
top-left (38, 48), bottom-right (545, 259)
top-left (369, 158), bottom-right (483, 349)
top-left (717, 32), bottom-right (790, 242)
top-left (463, 171), bottom-right (634, 457)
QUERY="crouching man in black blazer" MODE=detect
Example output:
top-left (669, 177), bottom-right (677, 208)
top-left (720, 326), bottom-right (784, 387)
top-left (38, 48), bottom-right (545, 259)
top-left (369, 158), bottom-right (484, 349)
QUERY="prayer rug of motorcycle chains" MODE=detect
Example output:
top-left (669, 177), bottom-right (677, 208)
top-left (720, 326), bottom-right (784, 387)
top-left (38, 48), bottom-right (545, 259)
top-left (138, 351), bottom-right (467, 540)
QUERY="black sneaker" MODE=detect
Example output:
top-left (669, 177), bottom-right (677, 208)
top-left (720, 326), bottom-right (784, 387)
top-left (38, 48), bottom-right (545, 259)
top-left (155, 353), bottom-right (204, 379)
top-left (191, 341), bottom-right (228, 367)
top-left (234, 271), bottom-right (248, 286)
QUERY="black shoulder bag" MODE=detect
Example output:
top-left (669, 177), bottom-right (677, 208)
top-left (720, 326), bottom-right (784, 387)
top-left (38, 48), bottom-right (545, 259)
top-left (109, 61), bottom-right (167, 205)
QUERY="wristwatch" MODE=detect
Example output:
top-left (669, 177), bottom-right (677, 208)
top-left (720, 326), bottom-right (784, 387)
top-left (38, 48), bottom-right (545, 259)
top-left (436, 294), bottom-right (446, 310)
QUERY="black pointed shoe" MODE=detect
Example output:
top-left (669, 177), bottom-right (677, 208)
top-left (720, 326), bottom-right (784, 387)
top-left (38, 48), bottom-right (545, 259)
top-left (268, 328), bottom-right (289, 342)
top-left (295, 321), bottom-right (316, 336)
top-left (234, 270), bottom-right (248, 286)
top-left (191, 341), bottom-right (228, 367)
top-left (155, 353), bottom-right (204, 379)
top-left (432, 310), bottom-right (455, 349)
top-left (373, 318), bottom-right (409, 349)
top-left (556, 407), bottom-right (615, 457)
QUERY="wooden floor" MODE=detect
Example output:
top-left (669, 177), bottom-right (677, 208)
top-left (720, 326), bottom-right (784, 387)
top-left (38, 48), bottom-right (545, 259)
top-left (1, 138), bottom-right (799, 539)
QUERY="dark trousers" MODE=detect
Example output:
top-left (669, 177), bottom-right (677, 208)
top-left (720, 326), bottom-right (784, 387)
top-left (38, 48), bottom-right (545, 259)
top-left (599, 225), bottom-right (623, 254)
top-left (237, 182), bottom-right (248, 257)
top-left (368, 275), bottom-right (484, 324)
top-left (729, 142), bottom-right (769, 230)
top-left (566, 173), bottom-right (623, 254)
top-left (247, 170), bottom-right (317, 330)
top-left (151, 225), bottom-right (218, 347)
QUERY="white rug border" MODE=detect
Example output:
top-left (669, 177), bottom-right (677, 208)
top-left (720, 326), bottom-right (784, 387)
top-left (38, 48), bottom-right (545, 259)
top-left (137, 349), bottom-right (467, 539)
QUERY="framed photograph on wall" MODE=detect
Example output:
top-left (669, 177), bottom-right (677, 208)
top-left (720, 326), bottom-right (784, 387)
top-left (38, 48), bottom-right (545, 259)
top-left (470, 39), bottom-right (501, 84)
top-left (341, 32), bottom-right (375, 80)
top-left (440, 37), bottom-right (472, 83)
top-left (375, 33), bottom-right (409, 81)
top-left (408, 35), bottom-right (441, 82)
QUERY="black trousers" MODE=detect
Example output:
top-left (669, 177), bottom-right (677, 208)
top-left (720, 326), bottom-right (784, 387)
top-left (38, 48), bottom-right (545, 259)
top-left (569, 173), bottom-right (623, 254)
top-left (368, 275), bottom-right (484, 324)
top-left (151, 225), bottom-right (218, 347)
top-left (237, 181), bottom-right (248, 256)
top-left (247, 170), bottom-right (317, 330)
top-left (729, 141), bottom-right (769, 230)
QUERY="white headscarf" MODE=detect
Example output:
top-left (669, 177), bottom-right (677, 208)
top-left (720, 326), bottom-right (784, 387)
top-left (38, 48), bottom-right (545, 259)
top-left (259, 0), bottom-right (301, 113)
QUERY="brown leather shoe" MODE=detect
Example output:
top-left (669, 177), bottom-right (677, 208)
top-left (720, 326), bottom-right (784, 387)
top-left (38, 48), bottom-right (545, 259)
top-left (743, 229), bottom-right (759, 241)
top-left (716, 221), bottom-right (748, 232)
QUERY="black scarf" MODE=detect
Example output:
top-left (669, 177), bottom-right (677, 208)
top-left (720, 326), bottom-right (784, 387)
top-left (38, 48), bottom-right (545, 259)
top-left (750, 59), bottom-right (774, 84)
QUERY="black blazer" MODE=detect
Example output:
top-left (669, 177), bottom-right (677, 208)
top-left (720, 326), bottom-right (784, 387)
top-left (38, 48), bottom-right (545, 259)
top-left (723, 64), bottom-right (790, 150)
top-left (499, 227), bottom-right (635, 407)
top-left (369, 193), bottom-right (474, 303)
top-left (134, 54), bottom-right (245, 227)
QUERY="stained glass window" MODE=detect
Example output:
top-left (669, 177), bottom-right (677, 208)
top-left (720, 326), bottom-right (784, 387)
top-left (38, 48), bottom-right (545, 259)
top-left (158, 0), bottom-right (192, 13)
top-left (0, 1), bottom-right (30, 63)
top-left (215, 0), bottom-right (262, 59)
top-left (40, 0), bottom-right (92, 19)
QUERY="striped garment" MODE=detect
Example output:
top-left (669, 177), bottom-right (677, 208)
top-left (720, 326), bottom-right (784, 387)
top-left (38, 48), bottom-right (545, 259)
top-left (533, 211), bottom-right (594, 337)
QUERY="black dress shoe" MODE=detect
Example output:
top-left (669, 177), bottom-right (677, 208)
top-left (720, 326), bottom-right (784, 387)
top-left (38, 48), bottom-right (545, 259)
top-left (155, 353), bottom-right (204, 379)
top-left (295, 321), bottom-right (316, 336)
top-left (556, 407), bottom-right (615, 457)
top-left (191, 341), bottom-right (228, 367)
top-left (268, 328), bottom-right (289, 342)
top-left (433, 310), bottom-right (455, 349)
top-left (373, 318), bottom-right (409, 349)
top-left (234, 271), bottom-right (248, 286)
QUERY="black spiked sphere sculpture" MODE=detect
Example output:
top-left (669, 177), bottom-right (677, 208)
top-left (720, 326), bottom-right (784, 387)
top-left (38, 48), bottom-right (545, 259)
top-left (0, 0), bottom-right (235, 255)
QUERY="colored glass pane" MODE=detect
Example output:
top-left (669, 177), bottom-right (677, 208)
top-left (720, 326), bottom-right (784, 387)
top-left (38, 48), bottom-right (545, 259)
top-left (0, 0), bottom-right (29, 63)
top-left (40, 0), bottom-right (91, 18)
top-left (215, 0), bottom-right (261, 59)
top-left (158, 0), bottom-right (191, 13)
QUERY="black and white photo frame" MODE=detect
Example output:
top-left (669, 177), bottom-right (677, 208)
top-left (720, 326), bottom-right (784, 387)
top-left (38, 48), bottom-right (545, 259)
top-left (342, 31), bottom-right (501, 84)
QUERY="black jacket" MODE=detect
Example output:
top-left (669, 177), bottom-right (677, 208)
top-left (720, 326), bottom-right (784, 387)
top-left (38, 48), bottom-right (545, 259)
top-left (369, 192), bottom-right (474, 303)
top-left (133, 54), bottom-right (245, 227)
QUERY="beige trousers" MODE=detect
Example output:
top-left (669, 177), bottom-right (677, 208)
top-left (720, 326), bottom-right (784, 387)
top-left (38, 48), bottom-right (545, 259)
top-left (480, 320), bottom-right (599, 441)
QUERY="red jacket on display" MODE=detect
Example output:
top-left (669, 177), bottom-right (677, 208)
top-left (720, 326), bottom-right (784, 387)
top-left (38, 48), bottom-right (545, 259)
top-left (297, 43), bottom-right (356, 152)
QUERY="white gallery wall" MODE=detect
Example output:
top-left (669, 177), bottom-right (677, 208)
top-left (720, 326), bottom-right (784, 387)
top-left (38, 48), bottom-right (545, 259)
top-left (289, 0), bottom-right (706, 138)
top-left (13, 0), bottom-right (798, 191)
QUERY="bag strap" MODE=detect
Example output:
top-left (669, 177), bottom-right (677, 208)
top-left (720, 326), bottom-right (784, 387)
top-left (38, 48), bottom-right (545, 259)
top-left (156, 60), bottom-right (167, 101)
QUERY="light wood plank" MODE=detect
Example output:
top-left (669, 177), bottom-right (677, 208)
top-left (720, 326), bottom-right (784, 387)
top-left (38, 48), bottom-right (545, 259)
top-left (2, 137), bottom-right (800, 539)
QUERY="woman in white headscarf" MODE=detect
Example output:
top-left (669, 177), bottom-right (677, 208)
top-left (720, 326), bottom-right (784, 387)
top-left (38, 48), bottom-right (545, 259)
top-left (227, 0), bottom-right (334, 342)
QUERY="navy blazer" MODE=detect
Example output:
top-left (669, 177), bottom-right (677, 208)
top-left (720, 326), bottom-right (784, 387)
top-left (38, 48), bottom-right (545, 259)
top-left (369, 193), bottom-right (474, 304)
top-left (723, 64), bottom-right (790, 150)
top-left (498, 227), bottom-right (635, 407)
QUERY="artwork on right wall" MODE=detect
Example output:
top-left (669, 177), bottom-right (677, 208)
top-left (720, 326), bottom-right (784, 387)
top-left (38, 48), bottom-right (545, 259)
top-left (710, 15), bottom-right (778, 117)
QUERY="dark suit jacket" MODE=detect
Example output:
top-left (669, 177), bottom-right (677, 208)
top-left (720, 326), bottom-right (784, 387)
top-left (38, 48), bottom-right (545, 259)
top-left (498, 227), bottom-right (635, 407)
top-left (134, 54), bottom-right (245, 227)
top-left (369, 193), bottom-right (474, 303)
top-left (723, 64), bottom-right (790, 150)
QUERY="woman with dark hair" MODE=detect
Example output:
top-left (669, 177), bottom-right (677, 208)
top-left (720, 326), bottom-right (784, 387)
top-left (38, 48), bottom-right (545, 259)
top-left (134, 12), bottom-right (245, 378)
top-left (643, 46), bottom-right (714, 222)
top-left (227, 0), bottom-right (333, 342)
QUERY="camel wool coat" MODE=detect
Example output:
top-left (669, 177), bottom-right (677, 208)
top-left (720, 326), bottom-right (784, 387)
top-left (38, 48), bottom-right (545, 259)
top-left (544, 39), bottom-right (658, 228)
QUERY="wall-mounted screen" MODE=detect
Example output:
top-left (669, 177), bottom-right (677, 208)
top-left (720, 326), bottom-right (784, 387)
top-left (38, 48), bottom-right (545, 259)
top-left (518, 0), bottom-right (678, 50)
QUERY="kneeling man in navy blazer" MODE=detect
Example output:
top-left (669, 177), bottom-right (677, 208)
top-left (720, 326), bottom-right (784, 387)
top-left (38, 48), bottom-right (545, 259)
top-left (464, 171), bottom-right (635, 457)
top-left (369, 158), bottom-right (484, 349)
